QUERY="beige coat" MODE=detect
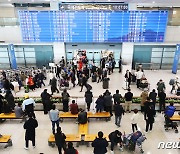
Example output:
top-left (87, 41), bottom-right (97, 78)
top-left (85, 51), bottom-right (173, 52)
top-left (140, 91), bottom-right (148, 106)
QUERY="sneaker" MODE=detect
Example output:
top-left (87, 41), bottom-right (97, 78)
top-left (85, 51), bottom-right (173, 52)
top-left (150, 130), bottom-right (152, 132)
top-left (119, 147), bottom-right (123, 152)
top-left (33, 146), bottom-right (36, 148)
top-left (24, 146), bottom-right (28, 150)
top-left (110, 151), bottom-right (114, 154)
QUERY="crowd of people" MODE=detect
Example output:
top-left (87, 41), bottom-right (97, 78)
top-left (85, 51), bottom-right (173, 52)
top-left (0, 55), bottom-right (180, 154)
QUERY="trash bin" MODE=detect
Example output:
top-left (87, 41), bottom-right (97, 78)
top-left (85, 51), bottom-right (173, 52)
top-left (103, 78), bottom-right (109, 89)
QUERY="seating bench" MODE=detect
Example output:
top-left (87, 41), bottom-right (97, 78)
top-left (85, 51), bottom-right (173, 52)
top-left (78, 123), bottom-right (88, 135)
top-left (0, 135), bottom-right (13, 148)
top-left (170, 115), bottom-right (180, 121)
top-left (59, 112), bottom-right (111, 122)
top-left (84, 134), bottom-right (109, 146)
top-left (0, 113), bottom-right (22, 119)
top-left (48, 134), bottom-right (81, 147)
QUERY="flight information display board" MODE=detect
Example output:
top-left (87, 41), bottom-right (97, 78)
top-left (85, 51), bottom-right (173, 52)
top-left (18, 10), bottom-right (168, 42)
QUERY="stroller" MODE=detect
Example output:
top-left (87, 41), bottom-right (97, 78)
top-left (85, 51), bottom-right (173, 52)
top-left (164, 115), bottom-right (178, 133)
top-left (123, 131), bottom-right (146, 153)
top-left (139, 77), bottom-right (150, 91)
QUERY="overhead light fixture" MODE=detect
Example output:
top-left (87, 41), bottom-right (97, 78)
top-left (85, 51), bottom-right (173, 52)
top-left (152, 1), bottom-right (155, 3)
top-left (8, 0), bottom-right (11, 1)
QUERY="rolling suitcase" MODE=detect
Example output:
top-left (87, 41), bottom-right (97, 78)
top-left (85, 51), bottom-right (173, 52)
top-left (92, 74), bottom-right (97, 82)
top-left (103, 78), bottom-right (109, 89)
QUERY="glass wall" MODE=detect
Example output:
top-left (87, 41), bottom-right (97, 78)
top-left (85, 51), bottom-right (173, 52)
top-left (133, 45), bottom-right (176, 70)
top-left (0, 45), bottom-right (54, 69)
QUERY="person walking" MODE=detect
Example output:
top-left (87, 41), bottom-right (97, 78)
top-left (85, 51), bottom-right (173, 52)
top-left (85, 89), bottom-right (93, 111)
top-left (170, 76), bottom-right (179, 94)
top-left (92, 131), bottom-right (108, 154)
top-left (158, 90), bottom-right (166, 113)
top-left (49, 104), bottom-right (60, 134)
top-left (70, 69), bottom-right (76, 87)
top-left (124, 89), bottom-right (133, 113)
top-left (23, 113), bottom-right (38, 150)
top-left (114, 102), bottom-right (124, 127)
top-left (55, 127), bottom-right (66, 154)
top-left (41, 89), bottom-right (52, 114)
top-left (144, 105), bottom-right (156, 133)
top-left (50, 76), bottom-right (59, 95)
top-left (61, 89), bottom-right (70, 112)
top-left (131, 109), bottom-right (139, 132)
top-left (80, 74), bottom-right (88, 92)
top-left (113, 90), bottom-right (122, 105)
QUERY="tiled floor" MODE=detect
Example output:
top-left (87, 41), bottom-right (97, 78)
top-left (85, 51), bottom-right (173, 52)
top-left (0, 69), bottom-right (180, 154)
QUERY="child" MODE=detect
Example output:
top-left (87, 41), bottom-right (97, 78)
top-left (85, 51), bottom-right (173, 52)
top-left (131, 109), bottom-right (139, 132)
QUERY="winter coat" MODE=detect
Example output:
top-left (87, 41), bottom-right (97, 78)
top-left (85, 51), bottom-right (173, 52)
top-left (24, 118), bottom-right (38, 141)
top-left (85, 91), bottom-right (93, 104)
top-left (55, 132), bottom-right (66, 147)
top-left (104, 95), bottom-right (112, 107)
top-left (140, 91), bottom-right (148, 106)
top-left (92, 137), bottom-right (108, 154)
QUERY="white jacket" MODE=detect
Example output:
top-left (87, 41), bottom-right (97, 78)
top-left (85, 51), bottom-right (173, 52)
top-left (131, 113), bottom-right (139, 124)
top-left (135, 71), bottom-right (144, 80)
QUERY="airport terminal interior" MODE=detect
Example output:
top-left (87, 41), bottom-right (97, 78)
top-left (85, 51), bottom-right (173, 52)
top-left (0, 0), bottom-right (180, 154)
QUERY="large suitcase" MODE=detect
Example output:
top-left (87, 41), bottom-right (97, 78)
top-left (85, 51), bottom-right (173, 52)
top-left (103, 78), bottom-right (109, 89)
top-left (92, 74), bottom-right (97, 82)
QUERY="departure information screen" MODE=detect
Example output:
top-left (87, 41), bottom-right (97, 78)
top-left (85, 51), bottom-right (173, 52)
top-left (18, 10), bottom-right (168, 42)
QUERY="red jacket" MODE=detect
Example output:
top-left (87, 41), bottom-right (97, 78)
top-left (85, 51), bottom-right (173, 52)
top-left (70, 103), bottom-right (78, 115)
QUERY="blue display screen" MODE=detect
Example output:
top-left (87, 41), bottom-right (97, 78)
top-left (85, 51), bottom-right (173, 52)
top-left (18, 10), bottom-right (168, 42)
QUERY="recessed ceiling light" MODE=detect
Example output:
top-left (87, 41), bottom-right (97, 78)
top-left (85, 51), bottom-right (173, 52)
top-left (8, 0), bottom-right (11, 2)
top-left (153, 1), bottom-right (155, 3)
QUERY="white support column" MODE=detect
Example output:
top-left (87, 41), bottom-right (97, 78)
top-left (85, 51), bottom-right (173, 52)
top-left (53, 42), bottom-right (66, 64)
top-left (121, 42), bottom-right (134, 72)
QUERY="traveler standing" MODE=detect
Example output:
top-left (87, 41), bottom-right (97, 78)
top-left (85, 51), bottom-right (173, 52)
top-left (131, 109), bottom-right (139, 132)
top-left (5, 90), bottom-right (15, 111)
top-left (149, 89), bottom-right (157, 110)
top-left (113, 90), bottom-right (122, 105)
top-left (92, 131), bottom-right (108, 154)
top-left (157, 79), bottom-right (166, 94)
top-left (104, 92), bottom-right (113, 116)
top-left (95, 95), bottom-right (104, 113)
top-left (85, 89), bottom-right (93, 111)
top-left (49, 104), bottom-right (60, 134)
top-left (114, 102), bottom-right (124, 127)
top-left (124, 89), bottom-right (133, 113)
top-left (158, 90), bottom-right (166, 113)
top-left (144, 105), bottom-right (156, 133)
top-left (140, 90), bottom-right (148, 112)
top-left (23, 113), bottom-right (38, 150)
top-left (135, 69), bottom-right (144, 88)
top-left (55, 127), bottom-right (66, 154)
top-left (61, 89), bottom-right (70, 112)
top-left (124, 70), bottom-right (132, 88)
top-left (41, 89), bottom-right (52, 114)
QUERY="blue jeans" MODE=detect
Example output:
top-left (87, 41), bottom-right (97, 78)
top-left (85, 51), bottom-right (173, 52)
top-left (115, 115), bottom-right (122, 126)
top-left (52, 119), bottom-right (59, 134)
